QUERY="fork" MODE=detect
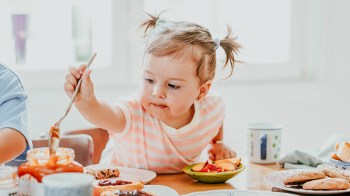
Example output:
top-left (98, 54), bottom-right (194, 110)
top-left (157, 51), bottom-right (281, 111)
top-left (49, 52), bottom-right (97, 156)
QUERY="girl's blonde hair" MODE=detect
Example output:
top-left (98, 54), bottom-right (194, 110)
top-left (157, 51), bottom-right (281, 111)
top-left (141, 13), bottom-right (241, 84)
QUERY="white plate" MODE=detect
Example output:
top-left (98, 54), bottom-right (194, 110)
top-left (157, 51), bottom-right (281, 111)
top-left (264, 170), bottom-right (350, 195)
top-left (184, 190), bottom-right (294, 196)
top-left (143, 185), bottom-right (179, 196)
top-left (85, 164), bottom-right (156, 184)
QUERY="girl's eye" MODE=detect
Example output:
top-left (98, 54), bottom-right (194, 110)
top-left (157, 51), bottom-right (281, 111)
top-left (168, 83), bottom-right (180, 89)
top-left (145, 78), bottom-right (154, 84)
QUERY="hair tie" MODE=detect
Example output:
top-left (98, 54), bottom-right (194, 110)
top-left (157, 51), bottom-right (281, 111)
top-left (213, 38), bottom-right (221, 50)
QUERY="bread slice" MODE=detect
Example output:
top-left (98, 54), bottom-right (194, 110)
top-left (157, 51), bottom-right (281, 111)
top-left (337, 142), bottom-right (350, 162)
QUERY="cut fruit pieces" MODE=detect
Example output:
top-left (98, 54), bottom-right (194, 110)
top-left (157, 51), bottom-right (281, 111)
top-left (215, 160), bottom-right (237, 171)
top-left (192, 162), bottom-right (206, 172)
top-left (215, 158), bottom-right (241, 166)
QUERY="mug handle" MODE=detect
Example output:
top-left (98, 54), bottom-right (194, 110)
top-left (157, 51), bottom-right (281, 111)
top-left (260, 133), bottom-right (267, 160)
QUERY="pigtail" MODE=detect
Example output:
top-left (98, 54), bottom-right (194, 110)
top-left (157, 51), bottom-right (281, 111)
top-left (140, 12), bottom-right (161, 37)
top-left (220, 26), bottom-right (241, 78)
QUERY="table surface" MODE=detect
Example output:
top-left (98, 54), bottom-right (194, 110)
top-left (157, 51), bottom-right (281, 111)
top-left (149, 161), bottom-right (284, 195)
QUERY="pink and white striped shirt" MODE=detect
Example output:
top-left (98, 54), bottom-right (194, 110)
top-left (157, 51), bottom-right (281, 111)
top-left (99, 94), bottom-right (225, 173)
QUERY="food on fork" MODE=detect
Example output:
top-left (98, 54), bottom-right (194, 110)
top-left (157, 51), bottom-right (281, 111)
top-left (336, 142), bottom-right (350, 162)
top-left (283, 169), bottom-right (326, 185)
top-left (96, 179), bottom-right (144, 192)
top-left (191, 158), bottom-right (241, 172)
top-left (85, 165), bottom-right (120, 179)
top-left (302, 178), bottom-right (350, 190)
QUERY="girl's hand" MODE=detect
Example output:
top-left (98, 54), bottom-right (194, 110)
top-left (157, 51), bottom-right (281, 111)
top-left (207, 143), bottom-right (236, 161)
top-left (64, 64), bottom-right (95, 106)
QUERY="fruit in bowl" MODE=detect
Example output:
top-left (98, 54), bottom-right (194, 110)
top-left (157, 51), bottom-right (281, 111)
top-left (183, 158), bottom-right (245, 183)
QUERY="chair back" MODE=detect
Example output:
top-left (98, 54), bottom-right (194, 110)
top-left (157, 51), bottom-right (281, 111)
top-left (63, 128), bottom-right (109, 164)
top-left (32, 134), bottom-right (93, 166)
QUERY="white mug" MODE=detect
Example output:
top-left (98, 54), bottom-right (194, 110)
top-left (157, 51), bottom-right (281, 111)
top-left (247, 123), bottom-right (282, 164)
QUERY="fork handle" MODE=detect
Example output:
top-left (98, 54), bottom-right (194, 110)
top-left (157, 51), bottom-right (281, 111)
top-left (62, 53), bottom-right (97, 120)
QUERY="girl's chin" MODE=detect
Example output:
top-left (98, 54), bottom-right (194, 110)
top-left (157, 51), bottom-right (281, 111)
top-left (147, 109), bottom-right (172, 120)
top-left (148, 110), bottom-right (166, 118)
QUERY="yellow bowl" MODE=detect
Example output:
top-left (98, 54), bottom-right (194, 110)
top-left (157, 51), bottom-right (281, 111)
top-left (182, 163), bottom-right (245, 184)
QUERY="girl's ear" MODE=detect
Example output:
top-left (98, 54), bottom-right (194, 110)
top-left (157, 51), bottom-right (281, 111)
top-left (197, 81), bottom-right (212, 100)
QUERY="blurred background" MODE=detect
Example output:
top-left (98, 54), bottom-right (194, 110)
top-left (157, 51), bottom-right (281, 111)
top-left (1, 0), bottom-right (349, 157)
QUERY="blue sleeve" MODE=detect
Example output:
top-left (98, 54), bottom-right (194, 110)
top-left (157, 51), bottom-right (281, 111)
top-left (0, 65), bottom-right (32, 164)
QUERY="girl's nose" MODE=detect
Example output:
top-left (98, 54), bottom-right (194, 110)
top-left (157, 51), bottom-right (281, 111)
top-left (152, 85), bottom-right (166, 99)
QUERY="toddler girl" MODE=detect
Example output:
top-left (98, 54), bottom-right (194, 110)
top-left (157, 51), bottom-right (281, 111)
top-left (64, 13), bottom-right (241, 173)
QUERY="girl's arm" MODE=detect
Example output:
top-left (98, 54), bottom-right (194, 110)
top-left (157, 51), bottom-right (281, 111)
top-left (76, 96), bottom-right (126, 133)
top-left (211, 125), bottom-right (224, 144)
top-left (208, 124), bottom-right (236, 160)
top-left (64, 65), bottom-right (125, 133)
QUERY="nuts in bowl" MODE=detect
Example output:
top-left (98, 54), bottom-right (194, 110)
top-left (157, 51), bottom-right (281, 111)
top-left (183, 158), bottom-right (245, 183)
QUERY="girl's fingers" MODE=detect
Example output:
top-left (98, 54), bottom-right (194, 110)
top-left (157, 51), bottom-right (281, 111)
top-left (215, 154), bottom-right (223, 161)
top-left (208, 152), bottom-right (214, 161)
top-left (79, 64), bottom-right (87, 74)
top-left (225, 152), bottom-right (233, 159)
top-left (82, 69), bottom-right (92, 84)
top-left (65, 74), bottom-right (78, 87)
top-left (230, 151), bottom-right (236, 158)
top-left (69, 66), bottom-right (81, 79)
top-left (64, 82), bottom-right (74, 97)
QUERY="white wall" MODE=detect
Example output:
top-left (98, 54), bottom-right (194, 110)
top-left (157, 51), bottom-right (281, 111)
top-left (25, 0), bottom-right (350, 157)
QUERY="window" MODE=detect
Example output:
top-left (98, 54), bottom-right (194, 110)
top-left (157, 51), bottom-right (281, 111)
top-left (0, 0), bottom-right (112, 68)
top-left (0, 0), bottom-right (124, 88)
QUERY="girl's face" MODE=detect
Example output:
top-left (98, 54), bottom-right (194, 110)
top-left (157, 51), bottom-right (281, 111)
top-left (139, 54), bottom-right (204, 127)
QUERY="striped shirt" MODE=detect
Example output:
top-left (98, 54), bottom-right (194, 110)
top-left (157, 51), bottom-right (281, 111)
top-left (100, 94), bottom-right (225, 173)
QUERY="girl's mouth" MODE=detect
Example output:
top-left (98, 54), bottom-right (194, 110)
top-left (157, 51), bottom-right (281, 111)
top-left (151, 103), bottom-right (168, 109)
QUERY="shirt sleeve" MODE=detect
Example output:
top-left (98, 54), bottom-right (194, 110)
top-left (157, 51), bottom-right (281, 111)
top-left (0, 69), bottom-right (32, 151)
top-left (108, 95), bottom-right (139, 138)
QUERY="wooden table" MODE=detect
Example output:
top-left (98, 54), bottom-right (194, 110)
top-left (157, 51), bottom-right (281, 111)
top-left (149, 162), bottom-right (284, 195)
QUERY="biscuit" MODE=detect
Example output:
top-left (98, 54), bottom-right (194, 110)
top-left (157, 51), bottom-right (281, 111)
top-left (283, 169), bottom-right (326, 185)
top-left (317, 164), bottom-right (350, 182)
top-left (302, 178), bottom-right (350, 190)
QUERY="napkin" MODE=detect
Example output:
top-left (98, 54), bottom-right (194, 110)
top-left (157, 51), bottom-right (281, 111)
top-left (277, 134), bottom-right (350, 169)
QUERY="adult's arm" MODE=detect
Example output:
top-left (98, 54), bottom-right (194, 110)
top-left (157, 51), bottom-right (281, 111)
top-left (0, 64), bottom-right (32, 165)
top-left (0, 128), bottom-right (27, 164)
